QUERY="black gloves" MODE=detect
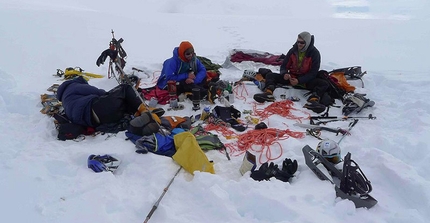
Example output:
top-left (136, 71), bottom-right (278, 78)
top-left (250, 158), bottom-right (298, 182)
top-left (274, 158), bottom-right (298, 182)
top-left (282, 158), bottom-right (298, 175)
top-left (250, 162), bottom-right (277, 181)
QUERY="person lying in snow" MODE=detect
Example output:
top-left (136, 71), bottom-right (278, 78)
top-left (57, 76), bottom-right (162, 127)
top-left (253, 31), bottom-right (331, 112)
top-left (156, 41), bottom-right (209, 99)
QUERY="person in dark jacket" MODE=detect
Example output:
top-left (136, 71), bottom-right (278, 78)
top-left (157, 41), bottom-right (208, 98)
top-left (253, 31), bottom-right (329, 109)
top-left (57, 76), bottom-right (151, 127)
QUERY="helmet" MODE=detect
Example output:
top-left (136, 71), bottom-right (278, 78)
top-left (87, 154), bottom-right (121, 173)
top-left (316, 139), bottom-right (341, 164)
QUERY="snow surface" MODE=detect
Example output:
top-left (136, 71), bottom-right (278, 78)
top-left (1, 0), bottom-right (429, 222)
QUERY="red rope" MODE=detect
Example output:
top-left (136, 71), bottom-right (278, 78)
top-left (233, 82), bottom-right (249, 102)
top-left (253, 100), bottom-right (310, 123)
top-left (213, 127), bottom-right (305, 164)
top-left (200, 86), bottom-right (311, 163)
top-left (235, 128), bottom-right (305, 163)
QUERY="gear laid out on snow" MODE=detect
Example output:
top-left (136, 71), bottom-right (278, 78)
top-left (302, 145), bottom-right (377, 208)
top-left (253, 92), bottom-right (275, 103)
top-left (239, 151), bottom-right (257, 175)
top-left (41, 37), bottom-right (379, 212)
top-left (40, 94), bottom-right (63, 115)
top-left (96, 30), bottom-right (142, 89)
top-left (342, 93), bottom-right (375, 116)
top-left (250, 158), bottom-right (298, 182)
top-left (294, 123), bottom-right (351, 136)
top-left (303, 100), bottom-right (327, 114)
top-left (331, 66), bottom-right (367, 88)
top-left (316, 139), bottom-right (342, 164)
top-left (47, 83), bottom-right (60, 92)
top-left (55, 67), bottom-right (105, 81)
top-left (310, 114), bottom-right (376, 125)
top-left (337, 119), bottom-right (359, 144)
top-left (41, 84), bottom-right (63, 115)
top-left (87, 154), bottom-right (121, 173)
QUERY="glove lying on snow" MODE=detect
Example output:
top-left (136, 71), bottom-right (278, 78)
top-left (250, 158), bottom-right (298, 182)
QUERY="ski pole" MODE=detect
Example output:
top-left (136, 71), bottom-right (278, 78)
top-left (310, 114), bottom-right (375, 125)
top-left (337, 119), bottom-right (359, 145)
top-left (225, 147), bottom-right (231, 161)
top-left (310, 113), bottom-right (375, 120)
top-left (144, 166), bottom-right (182, 223)
top-left (347, 114), bottom-right (376, 119)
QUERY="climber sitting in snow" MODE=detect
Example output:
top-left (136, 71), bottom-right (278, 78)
top-left (157, 41), bottom-right (210, 99)
top-left (57, 76), bottom-right (163, 128)
top-left (252, 31), bottom-right (331, 113)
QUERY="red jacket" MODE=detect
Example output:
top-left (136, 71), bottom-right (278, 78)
top-left (280, 35), bottom-right (321, 84)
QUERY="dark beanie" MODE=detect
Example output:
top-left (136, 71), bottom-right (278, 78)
top-left (298, 31), bottom-right (312, 52)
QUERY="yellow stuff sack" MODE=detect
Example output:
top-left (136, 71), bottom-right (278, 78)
top-left (172, 132), bottom-right (215, 174)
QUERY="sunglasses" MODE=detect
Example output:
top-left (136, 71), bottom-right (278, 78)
top-left (297, 41), bottom-right (306, 45)
top-left (185, 51), bottom-right (194, 56)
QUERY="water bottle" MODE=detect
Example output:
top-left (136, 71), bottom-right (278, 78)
top-left (170, 98), bottom-right (178, 108)
top-left (229, 93), bottom-right (234, 103)
top-left (225, 82), bottom-right (232, 93)
top-left (223, 90), bottom-right (229, 100)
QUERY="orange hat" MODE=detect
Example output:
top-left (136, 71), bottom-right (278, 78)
top-left (178, 41), bottom-right (194, 62)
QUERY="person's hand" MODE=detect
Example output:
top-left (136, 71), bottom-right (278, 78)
top-left (188, 72), bottom-right (196, 80)
top-left (185, 78), bottom-right (194, 84)
top-left (290, 78), bottom-right (299, 86)
top-left (283, 73), bottom-right (291, 80)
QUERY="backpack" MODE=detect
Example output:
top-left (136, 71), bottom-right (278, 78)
top-left (197, 56), bottom-right (222, 86)
top-left (53, 113), bottom-right (94, 141)
top-left (197, 56), bottom-right (222, 76)
top-left (317, 70), bottom-right (355, 100)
